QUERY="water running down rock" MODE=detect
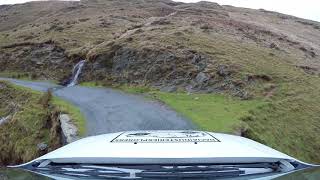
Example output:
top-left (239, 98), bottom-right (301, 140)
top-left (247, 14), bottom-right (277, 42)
top-left (67, 60), bottom-right (86, 87)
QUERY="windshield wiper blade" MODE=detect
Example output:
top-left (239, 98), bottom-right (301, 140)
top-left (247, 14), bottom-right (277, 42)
top-left (137, 169), bottom-right (244, 178)
top-left (21, 162), bottom-right (279, 179)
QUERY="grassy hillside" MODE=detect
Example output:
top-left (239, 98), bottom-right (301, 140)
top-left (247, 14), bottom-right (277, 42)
top-left (0, 81), bottom-right (85, 165)
top-left (0, 81), bottom-right (61, 165)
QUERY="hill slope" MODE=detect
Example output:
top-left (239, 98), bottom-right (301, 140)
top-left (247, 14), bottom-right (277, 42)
top-left (0, 81), bottom-right (61, 166)
top-left (0, 0), bottom-right (320, 163)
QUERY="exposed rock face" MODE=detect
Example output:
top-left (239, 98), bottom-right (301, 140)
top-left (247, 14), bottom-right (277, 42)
top-left (217, 65), bottom-right (232, 77)
top-left (195, 72), bottom-right (209, 85)
top-left (0, 41), bottom-right (73, 80)
top-left (59, 114), bottom-right (79, 144)
top-left (84, 46), bottom-right (240, 93)
top-left (109, 48), bottom-right (207, 86)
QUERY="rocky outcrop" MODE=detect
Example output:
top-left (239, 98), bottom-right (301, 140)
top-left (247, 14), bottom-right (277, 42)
top-left (0, 41), bottom-right (74, 80)
top-left (84, 45), bottom-right (254, 98)
top-left (59, 114), bottom-right (79, 144)
top-left (37, 142), bottom-right (48, 151)
top-left (87, 46), bottom-right (207, 87)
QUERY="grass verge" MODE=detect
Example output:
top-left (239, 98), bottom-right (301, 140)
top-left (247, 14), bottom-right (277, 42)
top-left (0, 71), bottom-right (35, 80)
top-left (0, 71), bottom-right (58, 83)
top-left (153, 92), bottom-right (264, 133)
top-left (52, 97), bottom-right (86, 136)
top-left (80, 81), bottom-right (104, 88)
top-left (0, 81), bottom-right (87, 165)
top-left (11, 81), bottom-right (86, 136)
top-left (0, 81), bottom-right (60, 165)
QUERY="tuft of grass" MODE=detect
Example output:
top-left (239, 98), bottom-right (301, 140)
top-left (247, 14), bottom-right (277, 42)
top-left (116, 84), bottom-right (154, 94)
top-left (0, 71), bottom-right (59, 84)
top-left (52, 97), bottom-right (86, 136)
top-left (80, 82), bottom-right (154, 94)
top-left (80, 81), bottom-right (104, 88)
top-left (0, 71), bottom-right (30, 80)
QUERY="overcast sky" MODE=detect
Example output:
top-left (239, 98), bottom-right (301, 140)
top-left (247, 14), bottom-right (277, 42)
top-left (0, 0), bottom-right (319, 22)
top-left (177, 0), bottom-right (320, 22)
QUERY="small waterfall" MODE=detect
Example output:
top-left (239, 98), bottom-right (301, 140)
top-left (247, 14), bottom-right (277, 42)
top-left (67, 60), bottom-right (86, 87)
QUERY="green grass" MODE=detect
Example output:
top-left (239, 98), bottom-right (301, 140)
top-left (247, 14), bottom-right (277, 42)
top-left (5, 81), bottom-right (86, 136)
top-left (0, 81), bottom-right (59, 165)
top-left (52, 97), bottom-right (86, 136)
top-left (80, 81), bottom-right (104, 88)
top-left (0, 81), bottom-right (87, 165)
top-left (0, 71), bottom-right (59, 84)
top-left (116, 84), bottom-right (154, 94)
top-left (153, 92), bottom-right (263, 133)
top-left (0, 71), bottom-right (31, 80)
top-left (243, 78), bottom-right (320, 163)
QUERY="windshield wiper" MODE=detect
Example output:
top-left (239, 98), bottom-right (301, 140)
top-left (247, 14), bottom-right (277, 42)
top-left (20, 161), bottom-right (281, 179)
top-left (135, 166), bottom-right (244, 178)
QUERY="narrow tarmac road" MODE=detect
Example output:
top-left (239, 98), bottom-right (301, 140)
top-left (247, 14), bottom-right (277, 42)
top-left (0, 78), bottom-right (195, 136)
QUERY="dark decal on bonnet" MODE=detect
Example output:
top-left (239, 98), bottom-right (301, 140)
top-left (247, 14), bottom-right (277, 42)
top-left (111, 131), bottom-right (220, 143)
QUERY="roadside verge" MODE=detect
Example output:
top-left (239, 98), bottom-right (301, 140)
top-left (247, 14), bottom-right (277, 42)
top-left (0, 81), bottom-right (85, 165)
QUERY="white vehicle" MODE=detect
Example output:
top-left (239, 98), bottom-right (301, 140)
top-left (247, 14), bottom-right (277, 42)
top-left (10, 131), bottom-right (319, 179)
